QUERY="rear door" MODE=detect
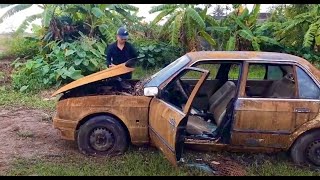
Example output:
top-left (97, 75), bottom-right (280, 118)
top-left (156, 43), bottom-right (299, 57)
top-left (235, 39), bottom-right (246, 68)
top-left (148, 67), bottom-right (209, 166)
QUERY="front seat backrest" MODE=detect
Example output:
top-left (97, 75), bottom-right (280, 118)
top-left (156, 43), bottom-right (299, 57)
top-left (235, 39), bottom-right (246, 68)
top-left (208, 81), bottom-right (236, 126)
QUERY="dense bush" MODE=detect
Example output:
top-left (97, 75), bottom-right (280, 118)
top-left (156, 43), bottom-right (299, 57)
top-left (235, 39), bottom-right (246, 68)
top-left (133, 39), bottom-right (183, 68)
top-left (6, 35), bottom-right (40, 59)
top-left (12, 36), bottom-right (107, 92)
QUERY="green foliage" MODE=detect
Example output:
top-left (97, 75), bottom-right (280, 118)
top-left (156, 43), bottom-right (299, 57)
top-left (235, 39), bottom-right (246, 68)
top-left (133, 39), bottom-right (183, 68)
top-left (0, 4), bottom-right (33, 24)
top-left (149, 4), bottom-right (216, 52)
top-left (5, 35), bottom-right (40, 59)
top-left (6, 148), bottom-right (206, 176)
top-left (12, 36), bottom-right (107, 92)
top-left (0, 86), bottom-right (56, 110)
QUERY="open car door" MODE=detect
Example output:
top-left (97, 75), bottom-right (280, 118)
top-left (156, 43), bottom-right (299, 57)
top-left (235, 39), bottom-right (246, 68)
top-left (148, 67), bottom-right (209, 166)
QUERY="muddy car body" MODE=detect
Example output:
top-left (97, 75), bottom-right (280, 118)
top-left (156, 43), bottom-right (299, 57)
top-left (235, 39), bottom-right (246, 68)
top-left (52, 51), bottom-right (320, 166)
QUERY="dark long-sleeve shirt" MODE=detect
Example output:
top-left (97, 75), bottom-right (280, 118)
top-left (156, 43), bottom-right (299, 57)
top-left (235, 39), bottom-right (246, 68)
top-left (105, 41), bottom-right (138, 67)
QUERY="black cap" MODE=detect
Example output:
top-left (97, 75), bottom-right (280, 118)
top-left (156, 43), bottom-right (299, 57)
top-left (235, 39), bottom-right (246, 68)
top-left (117, 27), bottom-right (129, 39)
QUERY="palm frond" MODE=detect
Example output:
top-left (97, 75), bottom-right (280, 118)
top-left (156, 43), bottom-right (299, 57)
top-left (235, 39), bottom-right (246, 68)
top-left (186, 14), bottom-right (193, 41)
top-left (252, 38), bottom-right (260, 51)
top-left (199, 5), bottom-right (207, 20)
top-left (114, 7), bottom-right (136, 22)
top-left (238, 29), bottom-right (254, 41)
top-left (257, 36), bottom-right (281, 46)
top-left (226, 36), bottom-right (236, 51)
top-left (206, 26), bottom-right (229, 34)
top-left (254, 22), bottom-right (280, 35)
top-left (42, 5), bottom-right (56, 28)
top-left (303, 23), bottom-right (318, 48)
top-left (239, 7), bottom-right (249, 21)
top-left (149, 4), bottom-right (178, 14)
top-left (0, 4), bottom-right (32, 24)
top-left (15, 13), bottom-right (42, 34)
top-left (151, 9), bottom-right (174, 25)
top-left (113, 4), bottom-right (138, 11)
top-left (199, 30), bottom-right (216, 46)
top-left (160, 11), bottom-right (180, 34)
top-left (0, 4), bottom-right (14, 8)
top-left (105, 11), bottom-right (122, 27)
top-left (315, 27), bottom-right (320, 46)
top-left (205, 15), bottom-right (219, 27)
top-left (186, 7), bottom-right (205, 30)
top-left (248, 4), bottom-right (260, 26)
top-left (281, 18), bottom-right (309, 37)
top-left (171, 12), bottom-right (183, 46)
top-left (232, 14), bottom-right (250, 32)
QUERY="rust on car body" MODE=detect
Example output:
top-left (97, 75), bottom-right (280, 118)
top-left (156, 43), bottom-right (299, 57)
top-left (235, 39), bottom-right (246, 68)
top-left (52, 51), bottom-right (320, 167)
top-left (54, 95), bottom-right (152, 145)
top-left (186, 51), bottom-right (320, 80)
top-left (52, 62), bottom-right (134, 97)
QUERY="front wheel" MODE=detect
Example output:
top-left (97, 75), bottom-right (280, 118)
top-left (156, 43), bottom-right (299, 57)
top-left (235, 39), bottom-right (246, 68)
top-left (291, 130), bottom-right (320, 166)
top-left (77, 115), bottom-right (129, 156)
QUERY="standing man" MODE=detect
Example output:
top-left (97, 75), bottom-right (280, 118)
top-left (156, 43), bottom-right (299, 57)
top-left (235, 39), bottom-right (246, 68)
top-left (105, 27), bottom-right (138, 79)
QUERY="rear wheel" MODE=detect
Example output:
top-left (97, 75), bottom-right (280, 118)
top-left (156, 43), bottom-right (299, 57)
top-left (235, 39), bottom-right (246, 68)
top-left (77, 115), bottom-right (129, 156)
top-left (291, 130), bottom-right (320, 166)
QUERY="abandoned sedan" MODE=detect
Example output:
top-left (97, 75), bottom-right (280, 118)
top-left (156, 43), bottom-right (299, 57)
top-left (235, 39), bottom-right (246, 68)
top-left (52, 51), bottom-right (320, 167)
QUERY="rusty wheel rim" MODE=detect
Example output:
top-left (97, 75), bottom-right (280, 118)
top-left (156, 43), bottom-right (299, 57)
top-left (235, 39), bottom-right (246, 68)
top-left (306, 139), bottom-right (320, 166)
top-left (89, 128), bottom-right (115, 152)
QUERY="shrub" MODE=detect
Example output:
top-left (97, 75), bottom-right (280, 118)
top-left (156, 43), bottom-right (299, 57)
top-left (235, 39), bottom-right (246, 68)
top-left (132, 39), bottom-right (183, 68)
top-left (12, 36), bottom-right (107, 92)
top-left (5, 35), bottom-right (40, 59)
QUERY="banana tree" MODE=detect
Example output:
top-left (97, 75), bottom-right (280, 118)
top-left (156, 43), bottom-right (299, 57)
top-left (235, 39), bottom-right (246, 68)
top-left (0, 4), bottom-right (62, 34)
top-left (149, 4), bottom-right (216, 52)
top-left (207, 4), bottom-right (280, 51)
top-left (278, 5), bottom-right (320, 52)
top-left (42, 4), bottom-right (139, 43)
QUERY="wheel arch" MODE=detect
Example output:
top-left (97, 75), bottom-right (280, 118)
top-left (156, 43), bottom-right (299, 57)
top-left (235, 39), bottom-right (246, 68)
top-left (75, 112), bottom-right (131, 144)
top-left (289, 128), bottom-right (320, 150)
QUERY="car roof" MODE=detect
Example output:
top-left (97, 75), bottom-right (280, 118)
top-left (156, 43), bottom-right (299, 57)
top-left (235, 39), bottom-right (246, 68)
top-left (186, 51), bottom-right (320, 81)
top-left (187, 51), bottom-right (303, 62)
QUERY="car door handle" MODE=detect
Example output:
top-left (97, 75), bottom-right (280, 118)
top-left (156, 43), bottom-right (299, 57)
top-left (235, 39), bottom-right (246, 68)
top-left (169, 118), bottom-right (176, 129)
top-left (294, 108), bottom-right (310, 113)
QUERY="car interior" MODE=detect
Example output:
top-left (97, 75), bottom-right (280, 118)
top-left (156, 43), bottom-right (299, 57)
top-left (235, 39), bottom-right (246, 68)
top-left (161, 61), bottom-right (241, 141)
top-left (161, 61), bottom-right (297, 142)
top-left (245, 64), bottom-right (295, 98)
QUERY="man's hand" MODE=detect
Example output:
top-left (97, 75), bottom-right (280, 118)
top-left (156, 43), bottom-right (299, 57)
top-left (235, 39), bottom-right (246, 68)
top-left (109, 64), bottom-right (115, 68)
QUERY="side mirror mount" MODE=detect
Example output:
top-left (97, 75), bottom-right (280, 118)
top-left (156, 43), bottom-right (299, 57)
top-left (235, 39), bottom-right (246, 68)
top-left (144, 87), bottom-right (159, 97)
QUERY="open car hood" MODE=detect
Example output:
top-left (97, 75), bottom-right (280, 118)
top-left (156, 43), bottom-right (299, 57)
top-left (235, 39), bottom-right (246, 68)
top-left (51, 62), bottom-right (134, 97)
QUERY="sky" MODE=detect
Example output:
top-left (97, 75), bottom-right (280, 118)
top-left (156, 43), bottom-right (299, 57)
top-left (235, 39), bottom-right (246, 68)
top-left (0, 4), bottom-right (274, 33)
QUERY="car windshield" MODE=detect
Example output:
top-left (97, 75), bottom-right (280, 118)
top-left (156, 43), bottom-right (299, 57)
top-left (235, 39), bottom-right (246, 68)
top-left (144, 55), bottom-right (191, 87)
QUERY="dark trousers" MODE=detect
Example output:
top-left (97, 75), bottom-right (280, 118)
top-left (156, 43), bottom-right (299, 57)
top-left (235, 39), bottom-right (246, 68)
top-left (120, 72), bottom-right (132, 80)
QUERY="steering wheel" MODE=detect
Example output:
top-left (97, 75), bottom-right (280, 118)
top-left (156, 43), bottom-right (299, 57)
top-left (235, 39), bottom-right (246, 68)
top-left (175, 79), bottom-right (190, 100)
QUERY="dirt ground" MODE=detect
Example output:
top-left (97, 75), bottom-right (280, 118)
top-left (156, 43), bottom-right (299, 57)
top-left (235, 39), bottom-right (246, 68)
top-left (0, 107), bottom-right (78, 172)
top-left (0, 58), bottom-right (13, 85)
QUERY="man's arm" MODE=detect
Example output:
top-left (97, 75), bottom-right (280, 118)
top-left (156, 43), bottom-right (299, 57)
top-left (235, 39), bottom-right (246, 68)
top-left (105, 45), bottom-right (112, 68)
top-left (129, 43), bottom-right (138, 59)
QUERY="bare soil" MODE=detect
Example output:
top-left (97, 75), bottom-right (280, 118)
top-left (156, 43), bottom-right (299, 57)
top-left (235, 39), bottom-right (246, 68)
top-left (0, 107), bottom-right (78, 172)
top-left (0, 58), bottom-right (14, 85)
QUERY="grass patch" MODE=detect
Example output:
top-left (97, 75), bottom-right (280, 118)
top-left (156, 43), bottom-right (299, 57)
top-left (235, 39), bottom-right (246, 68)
top-left (132, 66), bottom-right (160, 79)
top-left (0, 86), bottom-right (56, 111)
top-left (0, 71), bottom-right (4, 80)
top-left (16, 130), bottom-right (34, 138)
top-left (6, 148), bottom-right (207, 176)
top-left (247, 160), bottom-right (320, 176)
top-left (226, 152), bottom-right (320, 176)
top-left (6, 148), bottom-right (320, 176)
